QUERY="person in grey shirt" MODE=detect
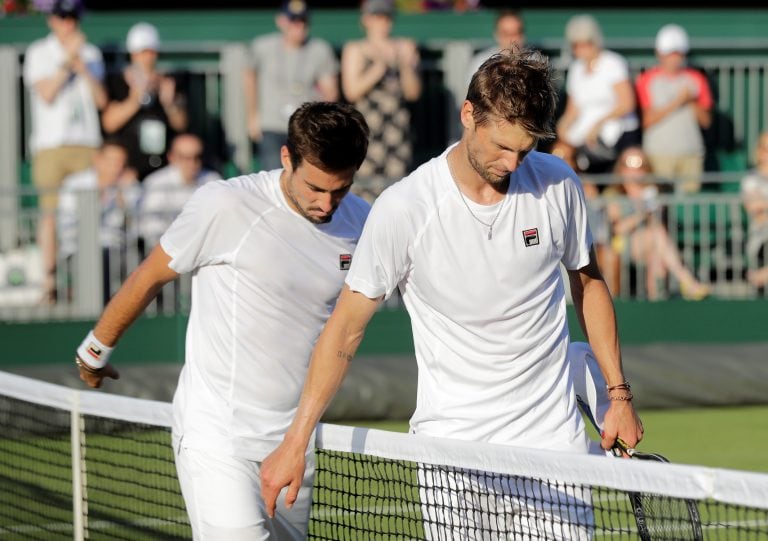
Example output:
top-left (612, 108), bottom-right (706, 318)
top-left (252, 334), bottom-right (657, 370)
top-left (243, 0), bottom-right (339, 171)
top-left (635, 24), bottom-right (713, 194)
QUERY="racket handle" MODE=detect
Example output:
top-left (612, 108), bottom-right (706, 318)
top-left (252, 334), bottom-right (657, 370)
top-left (612, 437), bottom-right (636, 457)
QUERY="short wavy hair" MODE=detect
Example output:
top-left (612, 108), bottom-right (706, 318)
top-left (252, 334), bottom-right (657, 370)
top-left (466, 47), bottom-right (557, 141)
top-left (286, 102), bottom-right (370, 173)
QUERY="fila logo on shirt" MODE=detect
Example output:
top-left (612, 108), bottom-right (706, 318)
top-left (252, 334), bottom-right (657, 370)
top-left (339, 253), bottom-right (352, 270)
top-left (87, 343), bottom-right (103, 360)
top-left (522, 228), bottom-right (540, 247)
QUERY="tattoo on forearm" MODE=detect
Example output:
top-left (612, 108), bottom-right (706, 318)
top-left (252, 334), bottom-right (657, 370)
top-left (336, 351), bottom-right (354, 362)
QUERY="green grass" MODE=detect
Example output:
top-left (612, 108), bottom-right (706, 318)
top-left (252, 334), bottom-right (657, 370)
top-left (340, 404), bottom-right (768, 473)
top-left (633, 405), bottom-right (768, 473)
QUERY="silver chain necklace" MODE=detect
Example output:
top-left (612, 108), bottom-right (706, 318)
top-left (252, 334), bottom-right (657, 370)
top-left (454, 187), bottom-right (506, 240)
top-left (448, 157), bottom-right (507, 240)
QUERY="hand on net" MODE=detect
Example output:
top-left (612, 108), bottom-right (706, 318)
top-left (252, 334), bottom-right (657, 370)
top-left (75, 354), bottom-right (120, 388)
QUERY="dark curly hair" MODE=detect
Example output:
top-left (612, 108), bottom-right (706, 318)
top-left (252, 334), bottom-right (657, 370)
top-left (286, 102), bottom-right (370, 173)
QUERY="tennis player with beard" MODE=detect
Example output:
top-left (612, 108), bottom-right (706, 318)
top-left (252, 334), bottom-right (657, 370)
top-left (262, 49), bottom-right (644, 539)
top-left (74, 102), bottom-right (370, 540)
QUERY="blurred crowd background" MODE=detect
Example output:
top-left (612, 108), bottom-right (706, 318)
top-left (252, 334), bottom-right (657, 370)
top-left (1, 0), bottom-right (768, 319)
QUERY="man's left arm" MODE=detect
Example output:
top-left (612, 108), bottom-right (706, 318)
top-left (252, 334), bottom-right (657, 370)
top-left (567, 249), bottom-right (644, 452)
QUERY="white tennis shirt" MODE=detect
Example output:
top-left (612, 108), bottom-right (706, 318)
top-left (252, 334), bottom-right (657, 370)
top-left (161, 170), bottom-right (370, 460)
top-left (346, 147), bottom-right (593, 453)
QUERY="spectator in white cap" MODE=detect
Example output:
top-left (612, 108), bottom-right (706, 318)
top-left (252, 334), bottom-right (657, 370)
top-left (635, 23), bottom-right (713, 193)
top-left (102, 21), bottom-right (188, 180)
top-left (555, 14), bottom-right (640, 174)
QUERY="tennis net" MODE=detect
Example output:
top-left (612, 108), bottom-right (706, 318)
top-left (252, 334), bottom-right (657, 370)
top-left (1, 370), bottom-right (767, 540)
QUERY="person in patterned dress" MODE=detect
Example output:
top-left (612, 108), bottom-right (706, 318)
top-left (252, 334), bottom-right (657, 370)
top-left (341, 0), bottom-right (422, 201)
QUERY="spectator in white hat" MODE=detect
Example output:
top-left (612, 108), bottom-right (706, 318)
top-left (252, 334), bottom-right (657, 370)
top-left (635, 23), bottom-right (713, 193)
top-left (102, 22), bottom-right (188, 181)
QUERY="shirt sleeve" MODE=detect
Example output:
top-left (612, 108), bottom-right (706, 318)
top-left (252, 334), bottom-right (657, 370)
top-left (82, 44), bottom-right (105, 81)
top-left (250, 37), bottom-right (266, 71)
top-left (22, 43), bottom-right (51, 87)
top-left (690, 69), bottom-right (714, 109)
top-left (345, 188), bottom-right (412, 300)
top-left (603, 51), bottom-right (630, 86)
top-left (561, 176), bottom-right (594, 271)
top-left (635, 70), bottom-right (652, 109)
top-left (313, 39), bottom-right (340, 79)
top-left (159, 180), bottom-right (247, 274)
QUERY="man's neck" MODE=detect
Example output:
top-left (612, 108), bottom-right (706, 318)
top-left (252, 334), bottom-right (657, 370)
top-left (282, 35), bottom-right (307, 50)
top-left (447, 142), bottom-right (508, 204)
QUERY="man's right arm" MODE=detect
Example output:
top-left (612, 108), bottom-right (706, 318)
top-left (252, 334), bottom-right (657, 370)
top-left (260, 285), bottom-right (382, 518)
top-left (77, 244), bottom-right (179, 388)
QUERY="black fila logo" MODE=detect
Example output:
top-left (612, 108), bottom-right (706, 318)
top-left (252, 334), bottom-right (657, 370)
top-left (522, 228), bottom-right (539, 247)
top-left (339, 253), bottom-right (352, 270)
top-left (87, 343), bottom-right (102, 359)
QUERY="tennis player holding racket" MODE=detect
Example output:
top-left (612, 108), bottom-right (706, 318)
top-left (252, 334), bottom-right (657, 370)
top-left (263, 48), bottom-right (644, 539)
top-left (74, 102), bottom-right (370, 540)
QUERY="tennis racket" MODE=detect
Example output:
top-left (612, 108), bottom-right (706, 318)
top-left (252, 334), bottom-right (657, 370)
top-left (612, 437), bottom-right (703, 541)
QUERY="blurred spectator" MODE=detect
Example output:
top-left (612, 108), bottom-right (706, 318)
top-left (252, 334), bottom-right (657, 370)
top-left (604, 146), bottom-right (710, 301)
top-left (556, 14), bottom-right (640, 175)
top-left (138, 133), bottom-right (221, 249)
top-left (466, 9), bottom-right (526, 84)
top-left (22, 0), bottom-right (107, 303)
top-left (741, 131), bottom-right (768, 289)
top-left (57, 139), bottom-right (140, 304)
top-left (341, 0), bottom-right (421, 201)
top-left (636, 24), bottom-right (713, 194)
top-left (243, 0), bottom-right (339, 171)
top-left (102, 22), bottom-right (188, 181)
top-left (550, 140), bottom-right (617, 295)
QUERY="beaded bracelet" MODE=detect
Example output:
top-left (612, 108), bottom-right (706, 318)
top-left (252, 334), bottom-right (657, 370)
top-left (607, 392), bottom-right (633, 401)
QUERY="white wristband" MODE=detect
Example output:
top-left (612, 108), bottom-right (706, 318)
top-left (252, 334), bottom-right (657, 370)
top-left (76, 330), bottom-right (114, 370)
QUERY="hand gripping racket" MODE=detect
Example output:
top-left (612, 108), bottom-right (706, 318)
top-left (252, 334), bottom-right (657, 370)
top-left (612, 438), bottom-right (703, 541)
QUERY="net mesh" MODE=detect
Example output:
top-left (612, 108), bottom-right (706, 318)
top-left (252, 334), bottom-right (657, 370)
top-left (80, 416), bottom-right (190, 540)
top-left (0, 396), bottom-right (72, 540)
top-left (1, 371), bottom-right (767, 540)
top-left (308, 449), bottom-right (768, 540)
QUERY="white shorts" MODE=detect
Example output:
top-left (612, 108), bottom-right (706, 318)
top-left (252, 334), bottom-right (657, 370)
top-left (173, 437), bottom-right (315, 540)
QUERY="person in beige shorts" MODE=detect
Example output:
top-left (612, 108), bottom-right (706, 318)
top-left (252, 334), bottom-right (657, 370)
top-left (23, 0), bottom-right (107, 302)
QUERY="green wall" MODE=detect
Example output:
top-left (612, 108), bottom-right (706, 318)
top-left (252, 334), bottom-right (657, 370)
top-left (2, 300), bottom-right (766, 366)
top-left (2, 8), bottom-right (767, 48)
